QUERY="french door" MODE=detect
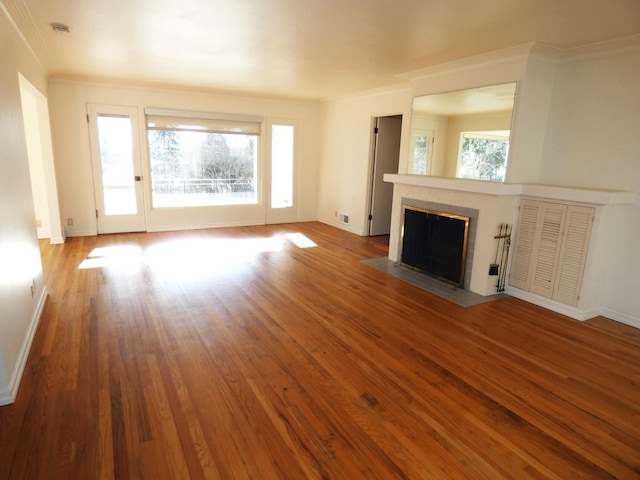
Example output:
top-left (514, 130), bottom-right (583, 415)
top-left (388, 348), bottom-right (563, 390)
top-left (88, 104), bottom-right (146, 234)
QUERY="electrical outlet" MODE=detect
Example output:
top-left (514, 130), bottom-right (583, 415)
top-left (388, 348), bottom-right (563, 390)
top-left (36, 219), bottom-right (42, 228)
top-left (67, 218), bottom-right (73, 226)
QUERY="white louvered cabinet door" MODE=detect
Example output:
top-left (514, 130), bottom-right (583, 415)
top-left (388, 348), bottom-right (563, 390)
top-left (530, 203), bottom-right (567, 298)
top-left (509, 200), bottom-right (543, 291)
top-left (552, 206), bottom-right (594, 306)
top-left (509, 200), bottom-right (594, 307)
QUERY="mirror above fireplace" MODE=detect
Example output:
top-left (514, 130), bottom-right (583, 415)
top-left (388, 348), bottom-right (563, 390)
top-left (410, 82), bottom-right (517, 182)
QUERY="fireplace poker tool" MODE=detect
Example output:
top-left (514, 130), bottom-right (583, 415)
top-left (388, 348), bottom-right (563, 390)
top-left (497, 224), bottom-right (512, 292)
top-left (489, 223), bottom-right (504, 276)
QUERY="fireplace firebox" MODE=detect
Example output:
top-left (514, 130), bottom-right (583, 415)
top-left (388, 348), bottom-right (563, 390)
top-left (401, 206), bottom-right (470, 287)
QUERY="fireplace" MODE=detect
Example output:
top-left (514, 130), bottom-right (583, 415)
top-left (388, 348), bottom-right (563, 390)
top-left (385, 174), bottom-right (634, 321)
top-left (401, 205), bottom-right (471, 287)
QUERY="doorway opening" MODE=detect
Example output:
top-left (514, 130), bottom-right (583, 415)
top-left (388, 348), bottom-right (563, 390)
top-left (367, 115), bottom-right (402, 237)
top-left (19, 74), bottom-right (64, 244)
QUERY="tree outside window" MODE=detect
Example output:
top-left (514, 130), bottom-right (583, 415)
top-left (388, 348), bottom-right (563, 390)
top-left (457, 131), bottom-right (509, 182)
top-left (148, 130), bottom-right (258, 208)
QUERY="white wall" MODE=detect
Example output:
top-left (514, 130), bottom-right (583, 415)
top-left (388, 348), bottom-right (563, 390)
top-left (318, 87), bottom-right (412, 235)
top-left (48, 80), bottom-right (322, 235)
top-left (539, 38), bottom-right (640, 326)
top-left (0, 10), bottom-right (49, 404)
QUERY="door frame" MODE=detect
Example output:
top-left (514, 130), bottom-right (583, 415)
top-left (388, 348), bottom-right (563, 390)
top-left (366, 114), bottom-right (403, 236)
top-left (87, 104), bottom-right (147, 234)
top-left (19, 74), bottom-right (65, 244)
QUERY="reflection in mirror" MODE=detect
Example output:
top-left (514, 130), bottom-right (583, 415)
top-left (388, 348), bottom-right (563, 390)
top-left (410, 83), bottom-right (516, 182)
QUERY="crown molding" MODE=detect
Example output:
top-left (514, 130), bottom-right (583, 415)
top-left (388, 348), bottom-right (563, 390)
top-left (397, 43), bottom-right (538, 81)
top-left (0, 0), bottom-right (48, 65)
top-left (325, 82), bottom-right (411, 103)
top-left (526, 43), bottom-right (564, 64)
top-left (561, 34), bottom-right (640, 63)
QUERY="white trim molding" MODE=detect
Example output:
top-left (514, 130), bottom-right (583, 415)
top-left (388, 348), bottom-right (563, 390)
top-left (505, 285), bottom-right (601, 321)
top-left (2, 287), bottom-right (48, 405)
top-left (0, 386), bottom-right (12, 406)
top-left (600, 307), bottom-right (640, 330)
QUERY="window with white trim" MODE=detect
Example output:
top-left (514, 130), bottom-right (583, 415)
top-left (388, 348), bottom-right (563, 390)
top-left (145, 109), bottom-right (261, 208)
top-left (411, 133), bottom-right (432, 175)
top-left (457, 130), bottom-right (509, 182)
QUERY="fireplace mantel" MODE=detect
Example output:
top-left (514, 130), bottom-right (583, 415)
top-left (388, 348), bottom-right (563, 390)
top-left (384, 174), bottom-right (635, 206)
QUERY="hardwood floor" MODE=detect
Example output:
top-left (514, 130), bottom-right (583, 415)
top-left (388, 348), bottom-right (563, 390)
top-left (1, 222), bottom-right (639, 479)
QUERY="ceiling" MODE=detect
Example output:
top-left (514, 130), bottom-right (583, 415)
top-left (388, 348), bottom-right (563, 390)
top-left (4, 0), bottom-right (640, 100)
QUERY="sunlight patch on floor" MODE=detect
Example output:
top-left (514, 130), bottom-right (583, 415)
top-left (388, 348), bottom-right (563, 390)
top-left (77, 232), bottom-right (318, 278)
top-left (284, 232), bottom-right (317, 248)
top-left (78, 245), bottom-right (143, 273)
top-left (144, 237), bottom-right (282, 280)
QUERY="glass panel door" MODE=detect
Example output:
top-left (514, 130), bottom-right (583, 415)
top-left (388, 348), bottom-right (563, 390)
top-left (266, 120), bottom-right (297, 224)
top-left (88, 105), bottom-right (146, 234)
top-left (270, 124), bottom-right (294, 209)
top-left (96, 114), bottom-right (137, 215)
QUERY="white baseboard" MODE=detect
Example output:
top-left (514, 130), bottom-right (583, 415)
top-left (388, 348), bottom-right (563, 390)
top-left (146, 220), bottom-right (265, 233)
top-left (0, 386), bottom-right (12, 406)
top-left (504, 286), bottom-right (600, 321)
top-left (67, 219), bottom-right (322, 237)
top-left (505, 287), bottom-right (640, 329)
top-left (317, 218), bottom-right (363, 236)
top-left (65, 229), bottom-right (97, 237)
top-left (6, 287), bottom-right (48, 404)
top-left (50, 235), bottom-right (65, 244)
top-left (599, 308), bottom-right (640, 329)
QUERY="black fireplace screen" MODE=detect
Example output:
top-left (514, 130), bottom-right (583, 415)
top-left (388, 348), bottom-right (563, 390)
top-left (401, 206), bottom-right (470, 286)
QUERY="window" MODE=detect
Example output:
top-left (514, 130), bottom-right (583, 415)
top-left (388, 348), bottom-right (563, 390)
top-left (96, 114), bottom-right (137, 215)
top-left (457, 131), bottom-right (509, 182)
top-left (411, 134), bottom-right (431, 175)
top-left (270, 124), bottom-right (294, 209)
top-left (146, 110), bottom-right (261, 208)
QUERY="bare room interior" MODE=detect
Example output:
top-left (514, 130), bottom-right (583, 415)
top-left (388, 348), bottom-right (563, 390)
top-left (1, 0), bottom-right (640, 478)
